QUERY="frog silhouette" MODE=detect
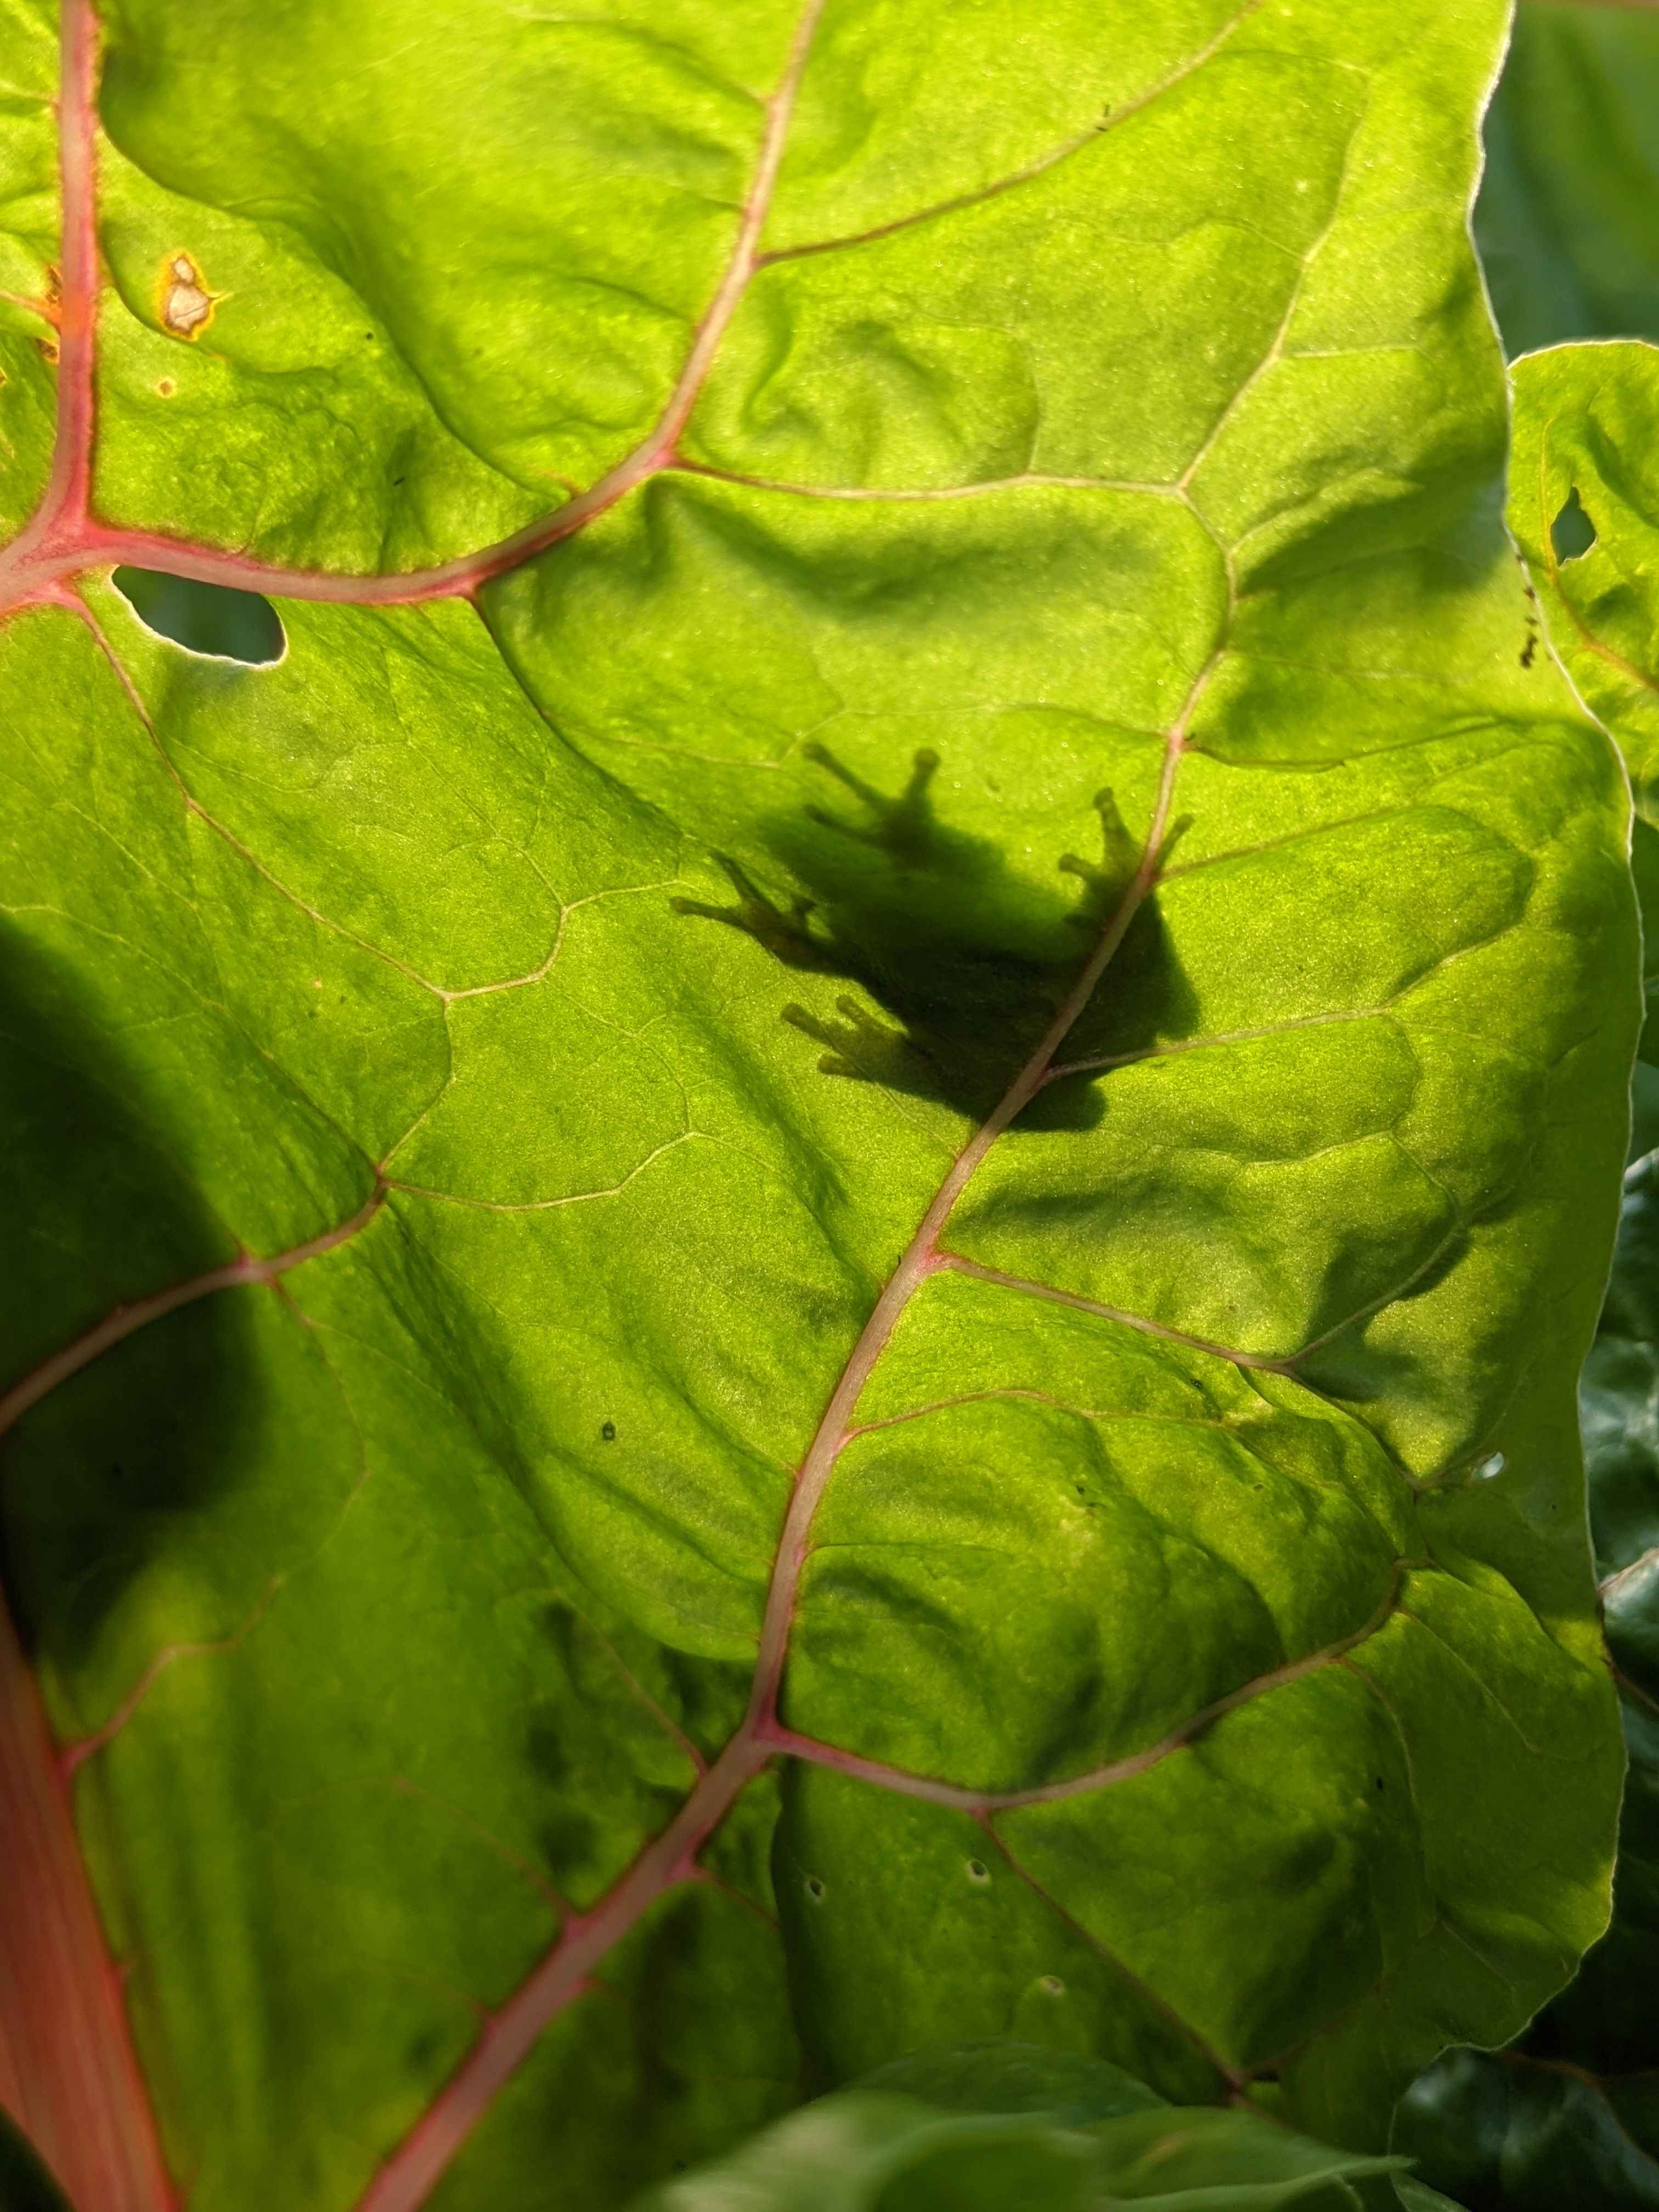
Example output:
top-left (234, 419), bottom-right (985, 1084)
top-left (672, 745), bottom-right (1194, 1125)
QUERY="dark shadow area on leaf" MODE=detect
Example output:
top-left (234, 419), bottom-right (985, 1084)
top-left (671, 745), bottom-right (1195, 1125)
top-left (0, 923), bottom-right (253, 1669)
top-left (1397, 2044), bottom-right (1659, 2211)
top-left (0, 2109), bottom-right (71, 2212)
top-left (1287, 1226), bottom-right (1473, 1401)
top-left (112, 566), bottom-right (285, 664)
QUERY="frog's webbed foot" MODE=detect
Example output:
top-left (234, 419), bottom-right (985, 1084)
top-left (801, 743), bottom-right (942, 866)
top-left (1059, 790), bottom-right (1190, 932)
top-left (672, 855), bottom-right (833, 972)
top-left (783, 993), bottom-right (924, 1086)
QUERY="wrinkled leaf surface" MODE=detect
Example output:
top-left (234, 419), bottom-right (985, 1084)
top-left (0, 4), bottom-right (1638, 2208)
top-left (625, 2080), bottom-right (1411, 2212)
top-left (1396, 1146), bottom-right (1659, 2208)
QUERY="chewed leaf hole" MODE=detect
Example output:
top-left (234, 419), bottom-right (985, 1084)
top-left (804, 1876), bottom-right (826, 1903)
top-left (112, 568), bottom-right (285, 665)
top-left (1551, 487), bottom-right (1596, 565)
top-left (966, 1859), bottom-right (990, 1884)
top-left (1471, 1451), bottom-right (1506, 1482)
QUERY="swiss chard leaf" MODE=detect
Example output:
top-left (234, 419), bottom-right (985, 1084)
top-left (1508, 341), bottom-right (1659, 818)
top-left (1405, 319), bottom-right (1659, 2200)
top-left (624, 2083), bottom-right (1414, 2212)
top-left (0, 4), bottom-right (1639, 2210)
top-left (1395, 1149), bottom-right (1659, 2208)
top-left (623, 2044), bottom-right (1475, 2210)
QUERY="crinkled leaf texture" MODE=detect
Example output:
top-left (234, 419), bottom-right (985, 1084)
top-left (1396, 1147), bottom-right (1659, 2210)
top-left (1508, 340), bottom-right (1659, 1054)
top-left (628, 2043), bottom-right (1474, 2210)
top-left (1509, 342), bottom-right (1659, 809)
top-left (1474, 0), bottom-right (1659, 360)
top-left (1395, 336), bottom-right (1659, 2212)
top-left (0, 3), bottom-right (1637, 2209)
top-left (624, 2059), bottom-right (1414, 2212)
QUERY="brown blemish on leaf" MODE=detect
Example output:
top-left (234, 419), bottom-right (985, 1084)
top-left (155, 378), bottom-right (176, 398)
top-left (0, 282), bottom-right (60, 330)
top-left (157, 251), bottom-right (221, 340)
top-left (35, 337), bottom-right (58, 365)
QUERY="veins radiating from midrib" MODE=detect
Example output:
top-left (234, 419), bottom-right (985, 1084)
top-left (755, 0), bottom-right (1265, 269)
top-left (0, 2), bottom-right (1505, 2208)
top-left (762, 1566), bottom-right (1413, 1815)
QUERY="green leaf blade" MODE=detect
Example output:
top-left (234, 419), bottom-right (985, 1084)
top-left (0, 2), bottom-right (1639, 2205)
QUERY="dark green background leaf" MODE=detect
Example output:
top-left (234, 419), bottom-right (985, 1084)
top-left (1475, 1), bottom-right (1659, 358)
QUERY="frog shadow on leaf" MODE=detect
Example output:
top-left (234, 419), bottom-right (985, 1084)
top-left (672, 744), bottom-right (1197, 1126)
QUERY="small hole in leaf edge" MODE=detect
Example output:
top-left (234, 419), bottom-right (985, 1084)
top-left (1550, 487), bottom-right (1596, 566)
top-left (112, 567), bottom-right (285, 666)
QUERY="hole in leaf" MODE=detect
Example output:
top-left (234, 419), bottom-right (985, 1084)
top-left (966, 1859), bottom-right (990, 1884)
top-left (804, 1875), bottom-right (826, 1903)
top-left (1471, 1451), bottom-right (1505, 1482)
top-left (113, 567), bottom-right (284, 664)
top-left (1550, 488), bottom-right (1596, 565)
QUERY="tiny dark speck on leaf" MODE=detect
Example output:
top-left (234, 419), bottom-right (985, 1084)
top-left (600, 1420), bottom-right (616, 1442)
top-left (1520, 634), bottom-right (1537, 669)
